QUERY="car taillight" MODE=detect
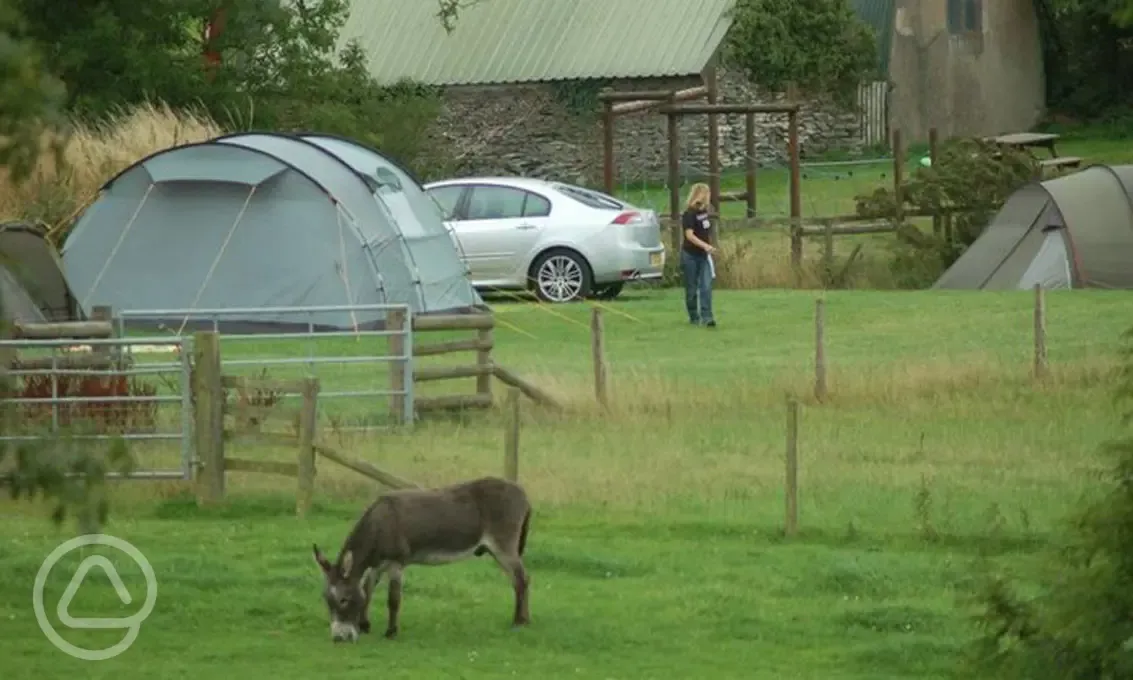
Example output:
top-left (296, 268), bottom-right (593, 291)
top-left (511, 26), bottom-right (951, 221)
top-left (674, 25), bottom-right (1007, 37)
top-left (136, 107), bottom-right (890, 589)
top-left (611, 211), bottom-right (643, 225)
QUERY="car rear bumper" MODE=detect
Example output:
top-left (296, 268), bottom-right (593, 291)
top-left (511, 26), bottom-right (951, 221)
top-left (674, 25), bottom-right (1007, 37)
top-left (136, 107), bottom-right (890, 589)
top-left (597, 246), bottom-right (666, 284)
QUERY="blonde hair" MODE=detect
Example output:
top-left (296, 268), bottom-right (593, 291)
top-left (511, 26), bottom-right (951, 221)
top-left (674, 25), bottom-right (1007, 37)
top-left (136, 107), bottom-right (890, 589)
top-left (685, 182), bottom-right (710, 211)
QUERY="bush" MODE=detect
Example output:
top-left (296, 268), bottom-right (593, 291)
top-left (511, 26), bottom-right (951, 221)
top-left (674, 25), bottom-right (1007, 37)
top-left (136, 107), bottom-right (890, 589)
top-left (970, 326), bottom-right (1133, 678)
top-left (853, 138), bottom-right (1039, 288)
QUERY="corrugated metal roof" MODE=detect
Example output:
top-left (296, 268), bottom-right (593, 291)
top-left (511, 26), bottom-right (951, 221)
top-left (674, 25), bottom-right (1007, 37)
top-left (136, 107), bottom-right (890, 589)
top-left (338, 0), bottom-right (736, 86)
top-left (849, 0), bottom-right (895, 75)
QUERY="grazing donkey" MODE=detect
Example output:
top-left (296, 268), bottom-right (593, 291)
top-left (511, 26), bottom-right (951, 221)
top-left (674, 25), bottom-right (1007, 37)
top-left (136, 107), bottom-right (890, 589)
top-left (312, 476), bottom-right (532, 642)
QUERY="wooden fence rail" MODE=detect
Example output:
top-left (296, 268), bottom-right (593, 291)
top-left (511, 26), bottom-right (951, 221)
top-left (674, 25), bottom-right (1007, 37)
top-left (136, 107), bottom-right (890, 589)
top-left (191, 331), bottom-right (420, 511)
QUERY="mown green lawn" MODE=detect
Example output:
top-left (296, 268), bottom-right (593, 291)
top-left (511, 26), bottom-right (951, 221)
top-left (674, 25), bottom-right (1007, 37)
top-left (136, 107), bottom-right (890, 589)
top-left (1, 288), bottom-right (1130, 678)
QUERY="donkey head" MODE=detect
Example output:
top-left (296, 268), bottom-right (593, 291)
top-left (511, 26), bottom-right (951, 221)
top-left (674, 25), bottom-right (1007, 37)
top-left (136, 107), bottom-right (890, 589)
top-left (313, 544), bottom-right (375, 643)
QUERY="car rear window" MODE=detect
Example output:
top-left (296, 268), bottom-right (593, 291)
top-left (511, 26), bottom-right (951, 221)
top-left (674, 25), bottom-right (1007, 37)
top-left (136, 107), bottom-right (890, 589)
top-left (553, 184), bottom-right (625, 211)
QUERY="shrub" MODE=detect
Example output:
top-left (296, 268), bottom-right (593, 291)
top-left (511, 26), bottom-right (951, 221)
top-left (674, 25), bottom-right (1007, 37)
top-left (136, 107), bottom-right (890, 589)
top-left (853, 138), bottom-right (1039, 288)
top-left (970, 326), bottom-right (1133, 678)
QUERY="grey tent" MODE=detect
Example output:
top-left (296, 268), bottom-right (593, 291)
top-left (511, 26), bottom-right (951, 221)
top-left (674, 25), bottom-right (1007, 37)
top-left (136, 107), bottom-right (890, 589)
top-left (0, 221), bottom-right (78, 323)
top-left (933, 164), bottom-right (1133, 290)
top-left (61, 132), bottom-right (483, 331)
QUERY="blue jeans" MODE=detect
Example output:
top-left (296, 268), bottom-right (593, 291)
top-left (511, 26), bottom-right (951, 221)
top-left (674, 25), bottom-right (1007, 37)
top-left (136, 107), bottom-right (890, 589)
top-left (680, 250), bottom-right (714, 324)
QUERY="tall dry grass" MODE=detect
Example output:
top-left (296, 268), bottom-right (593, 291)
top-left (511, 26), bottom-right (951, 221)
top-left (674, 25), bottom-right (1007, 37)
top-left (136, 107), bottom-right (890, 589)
top-left (0, 102), bottom-right (224, 239)
top-left (664, 220), bottom-right (902, 290)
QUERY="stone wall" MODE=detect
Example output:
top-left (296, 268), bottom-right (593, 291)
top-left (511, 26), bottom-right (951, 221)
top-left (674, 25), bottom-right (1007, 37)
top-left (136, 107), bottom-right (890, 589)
top-left (425, 67), bottom-right (865, 186)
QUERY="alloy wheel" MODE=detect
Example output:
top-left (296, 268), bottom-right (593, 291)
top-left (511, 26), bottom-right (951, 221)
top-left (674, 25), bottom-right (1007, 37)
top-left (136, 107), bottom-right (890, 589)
top-left (536, 255), bottom-right (585, 302)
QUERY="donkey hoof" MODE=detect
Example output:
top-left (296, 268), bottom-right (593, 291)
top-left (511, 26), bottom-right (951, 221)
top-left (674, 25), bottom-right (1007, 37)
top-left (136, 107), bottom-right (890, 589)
top-left (384, 627), bottom-right (399, 640)
top-left (359, 621), bottom-right (371, 634)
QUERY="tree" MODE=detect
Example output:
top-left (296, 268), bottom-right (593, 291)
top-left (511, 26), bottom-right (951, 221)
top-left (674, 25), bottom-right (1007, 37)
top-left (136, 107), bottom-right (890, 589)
top-left (0, 0), bottom-right (66, 183)
top-left (0, 0), bottom-right (133, 534)
top-left (12, 0), bottom-right (444, 173)
top-left (724, 0), bottom-right (879, 105)
top-left (1041, 0), bottom-right (1133, 119)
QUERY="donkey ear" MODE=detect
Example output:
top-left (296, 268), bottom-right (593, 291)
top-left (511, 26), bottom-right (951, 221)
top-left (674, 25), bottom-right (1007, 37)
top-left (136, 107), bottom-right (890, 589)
top-left (313, 544), bottom-right (332, 574)
top-left (341, 550), bottom-right (354, 578)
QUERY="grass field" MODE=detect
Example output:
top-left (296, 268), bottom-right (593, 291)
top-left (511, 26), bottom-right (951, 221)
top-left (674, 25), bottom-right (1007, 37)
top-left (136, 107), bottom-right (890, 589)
top-left (2, 288), bottom-right (1130, 678)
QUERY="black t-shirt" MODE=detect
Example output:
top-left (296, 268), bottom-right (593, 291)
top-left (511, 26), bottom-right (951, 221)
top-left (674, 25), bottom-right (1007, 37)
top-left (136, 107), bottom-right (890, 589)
top-left (681, 208), bottom-right (711, 256)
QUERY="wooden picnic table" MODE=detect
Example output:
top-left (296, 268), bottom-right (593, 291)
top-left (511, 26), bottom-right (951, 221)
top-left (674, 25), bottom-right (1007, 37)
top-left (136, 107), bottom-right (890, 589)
top-left (983, 132), bottom-right (1082, 173)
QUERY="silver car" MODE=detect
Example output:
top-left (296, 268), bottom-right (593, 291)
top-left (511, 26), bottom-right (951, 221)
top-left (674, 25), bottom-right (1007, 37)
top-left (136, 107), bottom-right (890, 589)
top-left (422, 177), bottom-right (666, 303)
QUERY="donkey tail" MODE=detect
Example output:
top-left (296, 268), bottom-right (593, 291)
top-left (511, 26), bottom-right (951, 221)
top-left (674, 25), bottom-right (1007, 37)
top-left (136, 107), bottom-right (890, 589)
top-left (517, 509), bottom-right (531, 556)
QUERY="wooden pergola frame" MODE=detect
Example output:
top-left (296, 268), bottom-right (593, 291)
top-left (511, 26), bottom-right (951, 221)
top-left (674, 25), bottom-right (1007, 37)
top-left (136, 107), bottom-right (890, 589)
top-left (598, 80), bottom-right (803, 255)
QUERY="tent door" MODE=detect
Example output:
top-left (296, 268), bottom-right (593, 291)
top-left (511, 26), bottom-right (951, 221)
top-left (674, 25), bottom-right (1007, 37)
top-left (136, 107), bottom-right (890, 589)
top-left (1017, 228), bottom-right (1073, 290)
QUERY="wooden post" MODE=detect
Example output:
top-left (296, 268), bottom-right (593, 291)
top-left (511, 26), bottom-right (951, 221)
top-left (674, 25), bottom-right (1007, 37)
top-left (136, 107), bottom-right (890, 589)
top-left (814, 298), bottom-right (827, 402)
top-left (192, 330), bottom-right (224, 506)
top-left (90, 305), bottom-right (113, 363)
top-left (296, 376), bottom-right (319, 518)
top-left (787, 89), bottom-right (802, 283)
top-left (822, 220), bottom-right (835, 285)
top-left (706, 64), bottom-right (721, 246)
top-left (744, 112), bottom-right (757, 218)
top-left (1033, 284), bottom-right (1048, 380)
top-left (504, 387), bottom-right (520, 482)
top-left (387, 308), bottom-right (407, 423)
top-left (602, 100), bottom-right (615, 195)
top-left (928, 128), bottom-right (941, 236)
top-left (785, 395), bottom-right (800, 537)
top-left (476, 323), bottom-right (493, 399)
top-left (667, 112), bottom-right (680, 222)
top-left (590, 308), bottom-right (607, 406)
top-left (892, 128), bottom-right (905, 224)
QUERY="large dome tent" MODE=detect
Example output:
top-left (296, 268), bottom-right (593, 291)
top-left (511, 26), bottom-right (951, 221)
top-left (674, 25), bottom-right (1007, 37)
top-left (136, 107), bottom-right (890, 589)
top-left (60, 132), bottom-right (483, 332)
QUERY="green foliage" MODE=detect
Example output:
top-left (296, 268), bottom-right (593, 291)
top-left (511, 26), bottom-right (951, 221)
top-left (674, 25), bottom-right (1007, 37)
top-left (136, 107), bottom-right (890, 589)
top-left (724, 0), bottom-right (879, 105)
top-left (436, 0), bottom-right (479, 33)
top-left (2, 434), bottom-right (135, 534)
top-left (0, 0), bottom-right (66, 184)
top-left (12, 0), bottom-right (445, 174)
top-left (0, 0), bottom-right (135, 534)
top-left (853, 138), bottom-right (1038, 288)
top-left (550, 79), bottom-right (611, 117)
top-left (1042, 0), bottom-right (1133, 120)
top-left (971, 327), bottom-right (1133, 679)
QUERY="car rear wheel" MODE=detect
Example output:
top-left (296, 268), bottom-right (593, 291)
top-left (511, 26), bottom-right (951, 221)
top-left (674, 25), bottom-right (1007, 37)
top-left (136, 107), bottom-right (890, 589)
top-left (530, 249), bottom-right (592, 303)
top-left (590, 282), bottom-right (624, 300)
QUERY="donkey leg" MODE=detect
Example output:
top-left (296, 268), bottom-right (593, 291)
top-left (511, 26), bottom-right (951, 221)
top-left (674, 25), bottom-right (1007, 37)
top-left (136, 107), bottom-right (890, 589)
top-left (384, 564), bottom-right (404, 639)
top-left (487, 550), bottom-right (530, 627)
top-left (359, 570), bottom-right (376, 634)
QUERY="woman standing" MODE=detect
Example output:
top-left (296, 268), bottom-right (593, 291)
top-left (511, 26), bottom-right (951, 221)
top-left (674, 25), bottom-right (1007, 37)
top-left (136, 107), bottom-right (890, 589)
top-left (679, 182), bottom-right (717, 327)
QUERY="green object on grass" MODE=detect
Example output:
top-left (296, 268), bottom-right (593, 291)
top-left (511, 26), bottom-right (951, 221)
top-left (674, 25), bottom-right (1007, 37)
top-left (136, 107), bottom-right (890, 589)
top-left (920, 156), bottom-right (931, 167)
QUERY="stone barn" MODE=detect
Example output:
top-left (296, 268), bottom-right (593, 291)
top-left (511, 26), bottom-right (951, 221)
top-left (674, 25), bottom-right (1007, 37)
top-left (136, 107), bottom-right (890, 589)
top-left (338, 0), bottom-right (865, 185)
top-left (852, 0), bottom-right (1047, 143)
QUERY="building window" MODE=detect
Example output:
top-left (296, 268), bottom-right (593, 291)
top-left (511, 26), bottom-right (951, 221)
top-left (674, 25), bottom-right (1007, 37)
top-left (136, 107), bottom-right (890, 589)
top-left (947, 0), bottom-right (983, 34)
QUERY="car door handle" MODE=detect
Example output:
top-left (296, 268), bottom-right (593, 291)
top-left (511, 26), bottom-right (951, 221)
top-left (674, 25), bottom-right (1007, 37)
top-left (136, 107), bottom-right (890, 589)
top-left (515, 224), bottom-right (536, 230)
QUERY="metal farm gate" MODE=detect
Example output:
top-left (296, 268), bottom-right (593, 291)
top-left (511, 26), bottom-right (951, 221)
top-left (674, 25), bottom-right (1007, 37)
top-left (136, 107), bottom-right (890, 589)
top-left (115, 304), bottom-right (415, 429)
top-left (0, 335), bottom-right (194, 480)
